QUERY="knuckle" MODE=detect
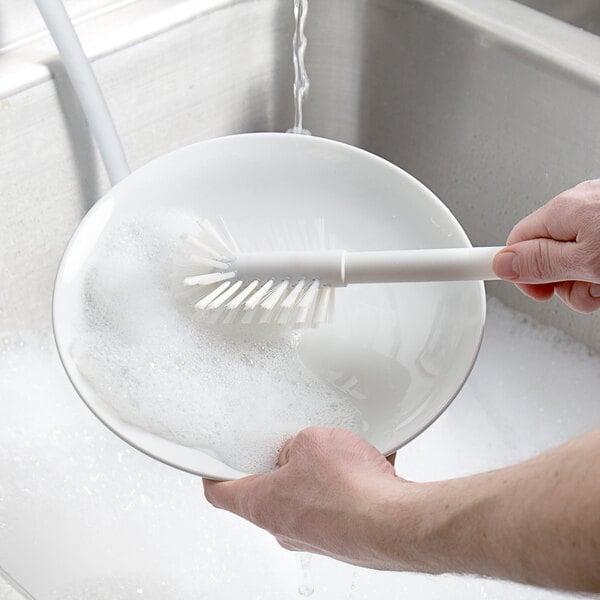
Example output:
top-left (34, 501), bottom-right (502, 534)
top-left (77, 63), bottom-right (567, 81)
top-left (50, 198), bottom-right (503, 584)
top-left (295, 426), bottom-right (330, 452)
top-left (299, 426), bottom-right (326, 440)
top-left (550, 192), bottom-right (572, 209)
top-left (574, 179), bottom-right (595, 191)
top-left (571, 180), bottom-right (600, 207)
top-left (575, 178), bottom-right (600, 192)
top-left (547, 192), bottom-right (577, 218)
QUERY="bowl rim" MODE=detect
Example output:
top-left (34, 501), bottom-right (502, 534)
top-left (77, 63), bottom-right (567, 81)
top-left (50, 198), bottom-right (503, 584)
top-left (52, 131), bottom-right (486, 480)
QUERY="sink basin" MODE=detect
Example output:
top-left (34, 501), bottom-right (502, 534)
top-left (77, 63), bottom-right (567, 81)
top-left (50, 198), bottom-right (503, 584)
top-left (1, 0), bottom-right (599, 597)
top-left (514, 0), bottom-right (600, 36)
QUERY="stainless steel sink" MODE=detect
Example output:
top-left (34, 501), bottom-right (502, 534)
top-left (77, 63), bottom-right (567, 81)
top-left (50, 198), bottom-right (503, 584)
top-left (2, 0), bottom-right (600, 349)
top-left (515, 0), bottom-right (600, 36)
top-left (1, 0), bottom-right (600, 597)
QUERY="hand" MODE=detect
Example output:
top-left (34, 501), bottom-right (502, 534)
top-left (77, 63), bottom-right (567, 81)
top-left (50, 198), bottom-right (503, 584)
top-left (204, 428), bottom-right (600, 592)
top-left (203, 427), bottom-right (409, 570)
top-left (493, 179), bottom-right (600, 312)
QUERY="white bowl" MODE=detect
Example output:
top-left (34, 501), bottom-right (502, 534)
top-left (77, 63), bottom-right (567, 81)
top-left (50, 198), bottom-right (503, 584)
top-left (53, 133), bottom-right (485, 480)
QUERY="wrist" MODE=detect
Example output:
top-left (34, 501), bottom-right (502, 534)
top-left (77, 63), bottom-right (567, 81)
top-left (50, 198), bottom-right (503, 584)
top-left (373, 475), bottom-right (503, 576)
top-left (366, 432), bottom-right (600, 591)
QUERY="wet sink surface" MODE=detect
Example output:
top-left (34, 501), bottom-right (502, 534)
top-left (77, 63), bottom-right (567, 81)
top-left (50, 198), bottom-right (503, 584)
top-left (1, 299), bottom-right (598, 598)
top-left (2, 0), bottom-right (600, 597)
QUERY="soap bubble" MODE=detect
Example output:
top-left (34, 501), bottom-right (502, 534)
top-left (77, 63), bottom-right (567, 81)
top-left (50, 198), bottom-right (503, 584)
top-left (70, 208), bottom-right (365, 473)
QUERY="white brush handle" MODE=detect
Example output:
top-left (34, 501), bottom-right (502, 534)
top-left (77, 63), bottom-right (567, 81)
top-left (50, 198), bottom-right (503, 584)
top-left (233, 247), bottom-right (505, 285)
top-left (344, 246), bottom-right (504, 283)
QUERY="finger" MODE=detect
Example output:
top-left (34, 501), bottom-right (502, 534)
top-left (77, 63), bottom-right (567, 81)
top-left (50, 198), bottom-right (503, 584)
top-left (203, 475), bottom-right (262, 519)
top-left (276, 535), bottom-right (323, 555)
top-left (277, 537), bottom-right (298, 552)
top-left (506, 196), bottom-right (579, 246)
top-left (555, 281), bottom-right (600, 314)
top-left (493, 239), bottom-right (579, 284)
top-left (514, 282), bottom-right (556, 302)
top-left (277, 437), bottom-right (294, 467)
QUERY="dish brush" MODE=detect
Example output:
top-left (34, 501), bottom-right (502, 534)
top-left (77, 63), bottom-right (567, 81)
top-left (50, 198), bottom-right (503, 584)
top-left (180, 219), bottom-right (504, 327)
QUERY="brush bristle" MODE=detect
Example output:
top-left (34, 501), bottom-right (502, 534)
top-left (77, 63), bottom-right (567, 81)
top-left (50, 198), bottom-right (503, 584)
top-left (180, 219), bottom-right (334, 328)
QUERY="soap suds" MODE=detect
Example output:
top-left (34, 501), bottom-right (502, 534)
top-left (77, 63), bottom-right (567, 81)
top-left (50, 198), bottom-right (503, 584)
top-left (70, 209), bottom-right (364, 473)
top-left (1, 299), bottom-right (597, 598)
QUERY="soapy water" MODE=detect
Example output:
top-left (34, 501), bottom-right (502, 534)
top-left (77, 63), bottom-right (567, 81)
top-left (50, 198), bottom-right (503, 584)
top-left (298, 553), bottom-right (315, 596)
top-left (67, 203), bottom-right (479, 475)
top-left (0, 331), bottom-right (312, 598)
top-left (287, 0), bottom-right (311, 135)
top-left (70, 209), bottom-right (367, 474)
top-left (0, 566), bottom-right (35, 600)
top-left (1, 300), bottom-right (598, 598)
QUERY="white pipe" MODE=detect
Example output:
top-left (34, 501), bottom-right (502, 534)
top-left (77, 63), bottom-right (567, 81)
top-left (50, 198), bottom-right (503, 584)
top-left (34, 0), bottom-right (130, 186)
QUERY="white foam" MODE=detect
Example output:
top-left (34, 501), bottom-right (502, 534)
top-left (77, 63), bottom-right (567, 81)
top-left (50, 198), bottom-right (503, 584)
top-left (1, 298), bottom-right (597, 598)
top-left (70, 209), bottom-right (365, 473)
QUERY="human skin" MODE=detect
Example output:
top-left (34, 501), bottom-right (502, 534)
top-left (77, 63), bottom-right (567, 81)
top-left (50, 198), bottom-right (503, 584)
top-left (204, 181), bottom-right (600, 591)
top-left (493, 179), bottom-right (600, 313)
top-left (204, 428), bottom-right (600, 592)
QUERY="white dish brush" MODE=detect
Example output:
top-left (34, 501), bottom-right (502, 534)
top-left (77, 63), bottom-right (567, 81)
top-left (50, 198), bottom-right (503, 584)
top-left (182, 219), bottom-right (504, 327)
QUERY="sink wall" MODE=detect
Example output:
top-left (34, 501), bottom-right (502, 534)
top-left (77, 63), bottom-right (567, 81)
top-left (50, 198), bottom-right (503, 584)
top-left (2, 0), bottom-right (600, 349)
top-left (1, 1), bottom-right (600, 596)
top-left (514, 0), bottom-right (600, 36)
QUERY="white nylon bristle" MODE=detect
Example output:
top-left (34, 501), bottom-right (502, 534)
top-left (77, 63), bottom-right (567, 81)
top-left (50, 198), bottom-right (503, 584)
top-left (294, 280), bottom-right (323, 325)
top-left (298, 279), bottom-right (320, 309)
top-left (295, 305), bottom-right (313, 325)
top-left (281, 280), bottom-right (306, 309)
top-left (222, 306), bottom-right (241, 324)
top-left (217, 216), bottom-right (241, 254)
top-left (207, 280), bottom-right (244, 309)
top-left (244, 280), bottom-right (274, 310)
top-left (314, 286), bottom-right (333, 324)
top-left (241, 307), bottom-right (258, 324)
top-left (189, 255), bottom-right (230, 270)
top-left (259, 306), bottom-right (276, 325)
top-left (183, 234), bottom-right (230, 261)
top-left (260, 280), bottom-right (290, 311)
top-left (195, 281), bottom-right (232, 310)
top-left (276, 308), bottom-right (292, 326)
top-left (208, 306), bottom-right (223, 324)
top-left (225, 280), bottom-right (259, 310)
top-left (184, 272), bottom-right (235, 286)
top-left (181, 219), bottom-right (336, 327)
top-left (199, 219), bottom-right (235, 256)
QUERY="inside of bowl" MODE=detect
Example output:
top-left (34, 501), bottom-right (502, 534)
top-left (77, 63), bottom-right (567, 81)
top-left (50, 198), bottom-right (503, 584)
top-left (53, 133), bottom-right (485, 479)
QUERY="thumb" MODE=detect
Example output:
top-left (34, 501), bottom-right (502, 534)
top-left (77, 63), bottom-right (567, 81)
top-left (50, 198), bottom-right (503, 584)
top-left (493, 239), bottom-right (578, 284)
top-left (203, 474), bottom-right (263, 518)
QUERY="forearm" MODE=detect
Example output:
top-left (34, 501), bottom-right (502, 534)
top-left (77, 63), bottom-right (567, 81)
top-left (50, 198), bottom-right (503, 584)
top-left (384, 430), bottom-right (600, 591)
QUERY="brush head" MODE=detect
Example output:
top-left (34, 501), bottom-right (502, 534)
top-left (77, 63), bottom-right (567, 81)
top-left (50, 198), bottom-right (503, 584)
top-left (179, 219), bottom-right (335, 328)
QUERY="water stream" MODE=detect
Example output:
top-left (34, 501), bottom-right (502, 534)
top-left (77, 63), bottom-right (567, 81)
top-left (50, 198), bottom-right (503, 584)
top-left (290, 2), bottom-right (314, 592)
top-left (297, 553), bottom-right (315, 596)
top-left (288, 0), bottom-right (311, 135)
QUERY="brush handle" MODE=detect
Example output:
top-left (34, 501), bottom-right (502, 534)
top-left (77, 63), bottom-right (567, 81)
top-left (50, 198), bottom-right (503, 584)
top-left (233, 247), bottom-right (505, 285)
top-left (344, 246), bottom-right (505, 284)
